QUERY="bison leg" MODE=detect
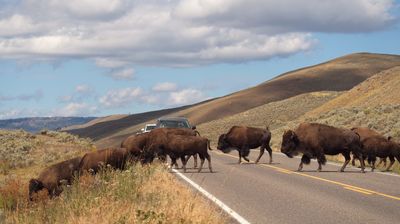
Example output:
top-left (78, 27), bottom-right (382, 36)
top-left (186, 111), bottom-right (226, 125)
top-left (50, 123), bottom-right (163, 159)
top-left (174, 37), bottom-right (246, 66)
top-left (241, 148), bottom-right (250, 163)
top-left (316, 155), bottom-right (326, 172)
top-left (298, 161), bottom-right (303, 171)
top-left (181, 156), bottom-right (187, 172)
top-left (238, 150), bottom-right (242, 164)
top-left (255, 146), bottom-right (265, 164)
top-left (370, 158), bottom-right (377, 172)
top-left (198, 154), bottom-right (205, 173)
top-left (205, 153), bottom-right (213, 173)
top-left (266, 145), bottom-right (273, 164)
top-left (385, 156), bottom-right (395, 172)
top-left (351, 154), bottom-right (357, 167)
top-left (340, 152), bottom-right (351, 172)
top-left (193, 154), bottom-right (198, 168)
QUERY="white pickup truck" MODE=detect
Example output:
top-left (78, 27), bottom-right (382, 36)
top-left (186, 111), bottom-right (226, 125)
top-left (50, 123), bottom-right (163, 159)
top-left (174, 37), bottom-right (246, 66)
top-left (141, 123), bottom-right (156, 133)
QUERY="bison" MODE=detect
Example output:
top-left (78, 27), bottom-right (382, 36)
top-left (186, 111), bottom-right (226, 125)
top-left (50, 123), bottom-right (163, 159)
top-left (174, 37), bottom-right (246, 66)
top-left (142, 128), bottom-right (200, 167)
top-left (29, 157), bottom-right (81, 201)
top-left (121, 132), bottom-right (149, 162)
top-left (79, 148), bottom-right (129, 174)
top-left (351, 127), bottom-right (387, 167)
top-left (362, 136), bottom-right (400, 172)
top-left (217, 126), bottom-right (272, 164)
top-left (281, 123), bottom-right (365, 172)
top-left (148, 135), bottom-right (213, 172)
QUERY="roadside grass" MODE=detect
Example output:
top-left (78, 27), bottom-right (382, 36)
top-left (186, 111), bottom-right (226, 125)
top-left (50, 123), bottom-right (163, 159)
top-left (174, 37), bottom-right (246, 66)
top-left (1, 163), bottom-right (227, 224)
top-left (0, 129), bottom-right (93, 175)
top-left (0, 129), bottom-right (227, 223)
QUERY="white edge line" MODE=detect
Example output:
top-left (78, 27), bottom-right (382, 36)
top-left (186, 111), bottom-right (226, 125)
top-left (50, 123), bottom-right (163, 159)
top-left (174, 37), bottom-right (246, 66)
top-left (172, 168), bottom-right (251, 224)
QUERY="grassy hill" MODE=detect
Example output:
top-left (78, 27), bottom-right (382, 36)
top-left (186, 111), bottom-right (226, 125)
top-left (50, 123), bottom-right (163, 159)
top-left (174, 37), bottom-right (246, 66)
top-left (306, 66), bottom-right (400, 117)
top-left (66, 52), bottom-right (400, 147)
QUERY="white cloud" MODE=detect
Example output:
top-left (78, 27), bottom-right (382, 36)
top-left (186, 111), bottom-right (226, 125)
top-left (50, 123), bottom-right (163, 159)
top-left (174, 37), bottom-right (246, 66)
top-left (99, 87), bottom-right (142, 108)
top-left (75, 84), bottom-right (91, 93)
top-left (152, 82), bottom-right (178, 92)
top-left (109, 68), bottom-right (135, 80)
top-left (0, 0), bottom-right (395, 66)
top-left (54, 102), bottom-right (97, 117)
top-left (168, 88), bottom-right (207, 105)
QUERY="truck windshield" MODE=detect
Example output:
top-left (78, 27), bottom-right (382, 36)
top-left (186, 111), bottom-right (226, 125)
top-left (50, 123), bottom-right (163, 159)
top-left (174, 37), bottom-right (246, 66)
top-left (158, 120), bottom-right (190, 128)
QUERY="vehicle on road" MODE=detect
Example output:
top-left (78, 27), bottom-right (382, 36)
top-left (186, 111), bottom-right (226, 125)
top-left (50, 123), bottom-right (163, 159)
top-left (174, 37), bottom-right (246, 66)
top-left (140, 123), bottom-right (156, 133)
top-left (155, 117), bottom-right (196, 130)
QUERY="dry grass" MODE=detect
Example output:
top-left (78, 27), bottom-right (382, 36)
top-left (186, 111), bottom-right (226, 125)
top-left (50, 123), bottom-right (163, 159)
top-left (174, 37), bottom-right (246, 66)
top-left (0, 129), bottom-right (227, 223)
top-left (307, 66), bottom-right (400, 116)
top-left (0, 129), bottom-right (93, 176)
top-left (0, 164), bottom-right (227, 224)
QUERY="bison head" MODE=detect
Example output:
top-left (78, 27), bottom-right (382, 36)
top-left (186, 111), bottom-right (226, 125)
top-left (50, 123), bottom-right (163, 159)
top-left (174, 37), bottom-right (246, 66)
top-left (29, 179), bottom-right (44, 201)
top-left (217, 134), bottom-right (232, 153)
top-left (281, 130), bottom-right (300, 158)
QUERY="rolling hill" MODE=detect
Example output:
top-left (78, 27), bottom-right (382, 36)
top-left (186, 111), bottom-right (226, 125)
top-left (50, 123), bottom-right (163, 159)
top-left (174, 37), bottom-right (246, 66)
top-left (66, 52), bottom-right (400, 146)
top-left (0, 117), bottom-right (96, 133)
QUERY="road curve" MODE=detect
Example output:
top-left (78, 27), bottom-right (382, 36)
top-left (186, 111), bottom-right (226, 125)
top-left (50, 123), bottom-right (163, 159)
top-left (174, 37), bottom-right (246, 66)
top-left (174, 150), bottom-right (400, 224)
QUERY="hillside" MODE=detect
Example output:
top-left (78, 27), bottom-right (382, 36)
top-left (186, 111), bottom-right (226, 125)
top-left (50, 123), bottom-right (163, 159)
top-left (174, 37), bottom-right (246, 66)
top-left (67, 53), bottom-right (400, 146)
top-left (196, 66), bottom-right (400, 172)
top-left (0, 117), bottom-right (96, 133)
top-left (196, 91), bottom-right (342, 146)
top-left (62, 114), bottom-right (127, 131)
top-left (306, 66), bottom-right (400, 117)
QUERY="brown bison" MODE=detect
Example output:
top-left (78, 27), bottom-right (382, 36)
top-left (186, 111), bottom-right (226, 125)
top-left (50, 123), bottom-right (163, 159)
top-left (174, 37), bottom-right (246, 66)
top-left (148, 135), bottom-right (213, 172)
top-left (217, 126), bottom-right (272, 164)
top-left (362, 136), bottom-right (400, 172)
top-left (29, 157), bottom-right (81, 201)
top-left (121, 132), bottom-right (149, 161)
top-left (79, 148), bottom-right (129, 174)
top-left (281, 123), bottom-right (365, 172)
top-left (351, 127), bottom-right (387, 167)
top-left (142, 128), bottom-right (200, 166)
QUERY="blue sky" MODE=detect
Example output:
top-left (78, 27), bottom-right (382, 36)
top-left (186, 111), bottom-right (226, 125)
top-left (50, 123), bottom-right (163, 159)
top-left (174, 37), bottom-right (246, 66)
top-left (0, 0), bottom-right (399, 119)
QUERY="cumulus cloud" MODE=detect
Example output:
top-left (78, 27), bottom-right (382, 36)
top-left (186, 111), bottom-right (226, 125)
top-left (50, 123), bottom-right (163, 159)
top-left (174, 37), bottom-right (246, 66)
top-left (58, 84), bottom-right (94, 103)
top-left (99, 87), bottom-right (142, 108)
top-left (108, 68), bottom-right (135, 80)
top-left (0, 0), bottom-right (395, 66)
top-left (54, 102), bottom-right (98, 117)
top-left (152, 82), bottom-right (178, 92)
top-left (168, 88), bottom-right (207, 105)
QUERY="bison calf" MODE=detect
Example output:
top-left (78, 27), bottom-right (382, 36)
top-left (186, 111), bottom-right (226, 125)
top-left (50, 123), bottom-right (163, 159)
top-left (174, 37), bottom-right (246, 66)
top-left (281, 123), bottom-right (365, 172)
top-left (29, 157), bottom-right (81, 201)
top-left (217, 126), bottom-right (272, 164)
top-left (350, 127), bottom-right (387, 167)
top-left (79, 148), bottom-right (128, 174)
top-left (362, 136), bottom-right (400, 172)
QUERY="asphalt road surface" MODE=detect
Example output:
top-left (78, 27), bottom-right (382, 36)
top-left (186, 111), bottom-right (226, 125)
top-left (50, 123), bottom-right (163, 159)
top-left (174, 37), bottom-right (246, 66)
top-left (174, 150), bottom-right (400, 224)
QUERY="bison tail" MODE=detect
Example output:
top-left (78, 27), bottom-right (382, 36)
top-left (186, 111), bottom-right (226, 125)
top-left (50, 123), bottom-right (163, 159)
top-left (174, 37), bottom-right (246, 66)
top-left (207, 139), bottom-right (213, 150)
top-left (266, 125), bottom-right (270, 131)
top-left (195, 130), bottom-right (201, 136)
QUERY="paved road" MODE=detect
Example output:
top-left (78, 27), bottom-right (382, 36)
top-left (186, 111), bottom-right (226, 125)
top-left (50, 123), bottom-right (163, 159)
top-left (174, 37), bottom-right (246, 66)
top-left (174, 150), bottom-right (400, 224)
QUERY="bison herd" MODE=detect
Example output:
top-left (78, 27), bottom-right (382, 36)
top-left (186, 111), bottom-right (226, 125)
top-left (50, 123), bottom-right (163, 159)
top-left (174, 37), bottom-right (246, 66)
top-left (29, 123), bottom-right (400, 201)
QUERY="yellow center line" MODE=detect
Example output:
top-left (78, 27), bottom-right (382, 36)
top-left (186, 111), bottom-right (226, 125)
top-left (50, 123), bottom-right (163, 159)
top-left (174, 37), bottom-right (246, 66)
top-left (212, 151), bottom-right (400, 201)
top-left (344, 187), bottom-right (373, 195)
